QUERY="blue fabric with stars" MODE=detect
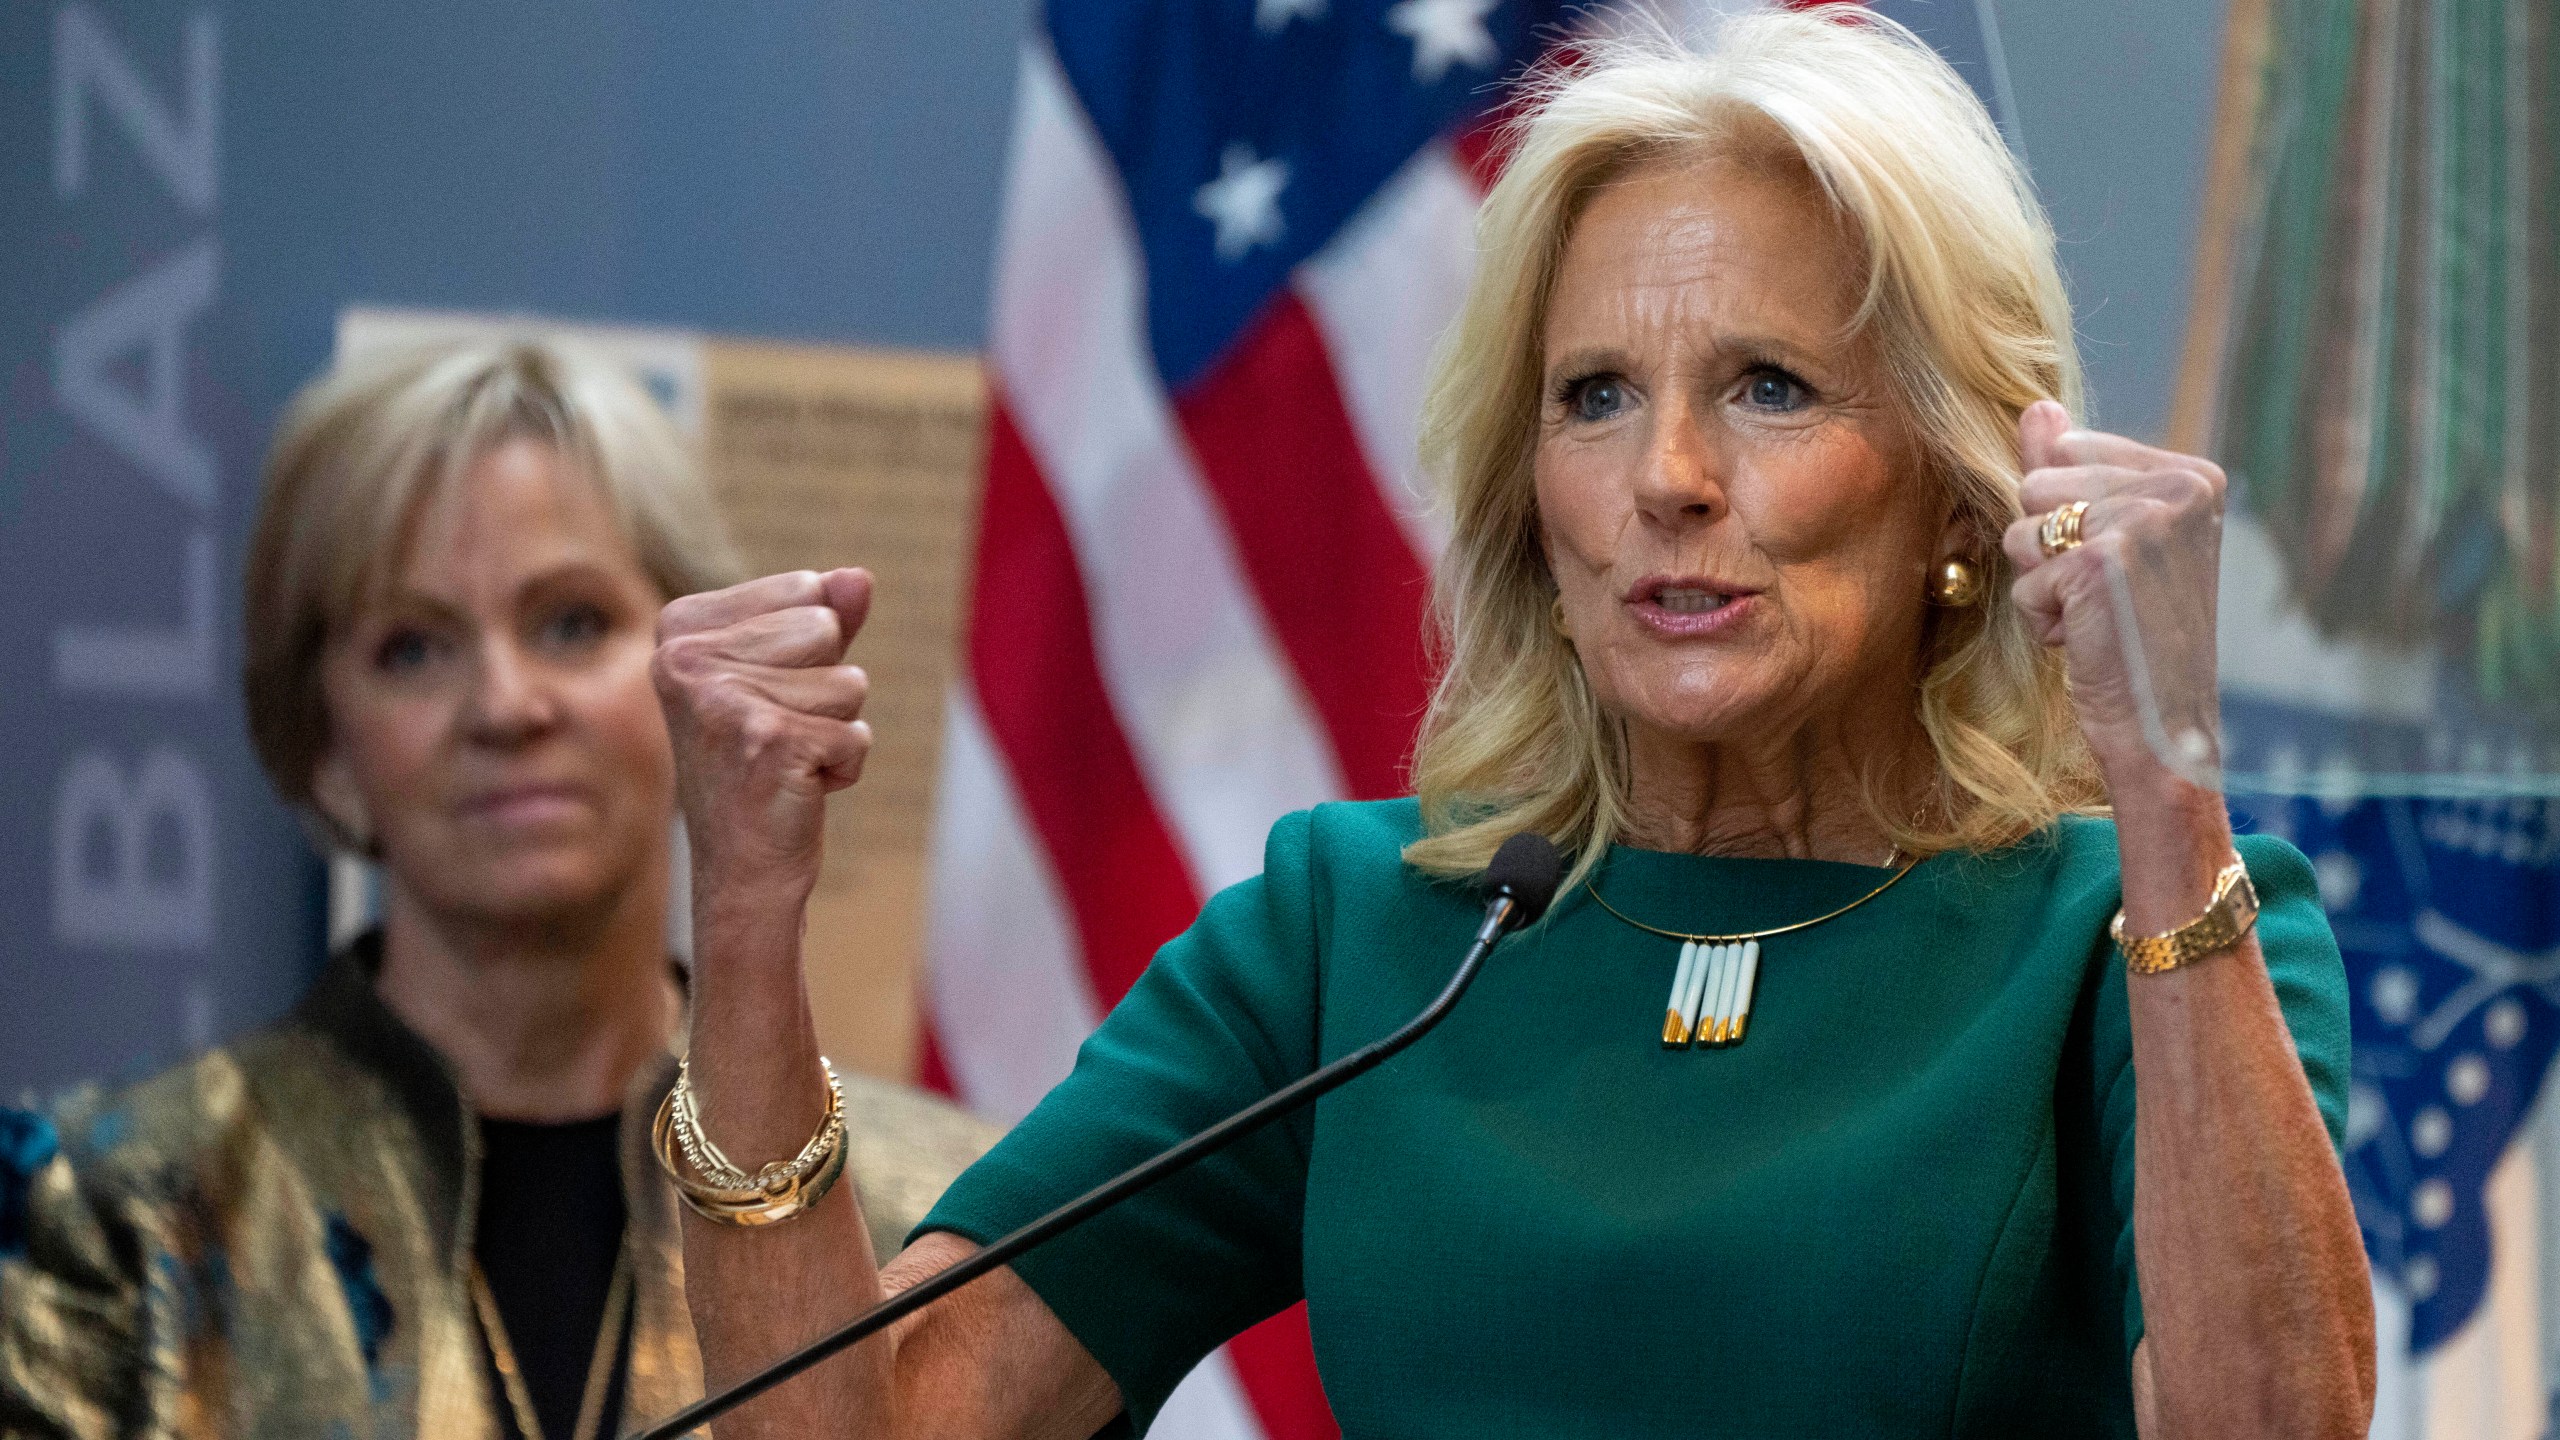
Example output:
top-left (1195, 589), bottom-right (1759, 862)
top-left (1044, 0), bottom-right (1573, 391)
top-left (2227, 696), bottom-right (2560, 1353)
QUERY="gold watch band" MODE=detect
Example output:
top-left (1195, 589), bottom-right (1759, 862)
top-left (2111, 857), bottom-right (2259, 974)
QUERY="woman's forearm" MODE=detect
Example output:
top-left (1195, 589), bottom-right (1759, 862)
top-left (679, 880), bottom-right (894, 1437)
top-left (677, 881), bottom-right (1123, 1440)
top-left (651, 569), bottom-right (1114, 1437)
top-left (2111, 771), bottom-right (2374, 1439)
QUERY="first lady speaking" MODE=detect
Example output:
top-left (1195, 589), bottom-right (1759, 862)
top-left (645, 11), bottom-right (2370, 1438)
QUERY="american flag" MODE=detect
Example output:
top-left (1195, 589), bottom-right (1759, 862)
top-left (916, 1), bottom-right (1574, 1431)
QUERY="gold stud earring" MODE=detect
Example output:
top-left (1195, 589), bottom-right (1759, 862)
top-left (1551, 596), bottom-right (1572, 638)
top-left (1927, 557), bottom-right (1983, 607)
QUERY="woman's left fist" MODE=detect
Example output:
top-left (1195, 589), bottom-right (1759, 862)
top-left (2001, 400), bottom-right (2227, 784)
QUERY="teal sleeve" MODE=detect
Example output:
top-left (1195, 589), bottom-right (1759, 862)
top-left (916, 809), bottom-right (1325, 1433)
top-left (2093, 831), bottom-right (2354, 1354)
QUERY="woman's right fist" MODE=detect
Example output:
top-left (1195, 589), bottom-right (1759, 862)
top-left (653, 568), bottom-right (874, 899)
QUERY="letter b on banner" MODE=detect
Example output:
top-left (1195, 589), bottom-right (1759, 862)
top-left (52, 748), bottom-right (214, 948)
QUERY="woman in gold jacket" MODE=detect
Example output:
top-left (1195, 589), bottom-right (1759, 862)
top-left (0, 340), bottom-right (994, 1440)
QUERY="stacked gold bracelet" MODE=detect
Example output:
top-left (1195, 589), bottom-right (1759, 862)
top-left (652, 1057), bottom-right (848, 1227)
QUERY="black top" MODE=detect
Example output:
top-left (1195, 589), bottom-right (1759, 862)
top-left (475, 1113), bottom-right (629, 1440)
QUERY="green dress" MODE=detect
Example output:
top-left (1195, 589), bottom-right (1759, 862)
top-left (920, 801), bottom-right (2350, 1437)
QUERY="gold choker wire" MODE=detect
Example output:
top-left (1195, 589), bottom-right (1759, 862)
top-left (1586, 855), bottom-right (1919, 1049)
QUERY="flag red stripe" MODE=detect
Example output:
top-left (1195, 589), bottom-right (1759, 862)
top-left (1175, 294), bottom-right (1436, 800)
top-left (1227, 1304), bottom-right (1339, 1440)
top-left (913, 1017), bottom-right (957, 1097)
top-left (972, 395), bottom-right (1342, 1435)
top-left (969, 397), bottom-right (1204, 1006)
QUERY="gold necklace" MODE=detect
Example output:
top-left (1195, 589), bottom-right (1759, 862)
top-left (1587, 853), bottom-right (1918, 1049)
top-left (469, 1248), bottom-right (633, 1440)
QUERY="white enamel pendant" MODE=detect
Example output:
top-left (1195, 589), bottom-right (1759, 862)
top-left (1662, 940), bottom-right (1702, 1046)
top-left (1727, 939), bottom-right (1762, 1044)
top-left (1661, 938), bottom-right (1761, 1048)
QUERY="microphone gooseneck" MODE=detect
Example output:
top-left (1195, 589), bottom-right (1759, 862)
top-left (627, 832), bottom-right (1563, 1440)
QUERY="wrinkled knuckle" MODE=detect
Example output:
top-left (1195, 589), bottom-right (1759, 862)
top-left (702, 670), bottom-right (763, 708)
top-left (696, 691), bottom-right (760, 748)
top-left (737, 707), bottom-right (791, 757)
top-left (779, 604), bottom-right (840, 653)
top-left (665, 629), bottom-right (721, 672)
top-left (653, 635), bottom-right (715, 696)
top-left (2113, 493), bottom-right (2166, 526)
top-left (836, 738), bottom-right (872, 780)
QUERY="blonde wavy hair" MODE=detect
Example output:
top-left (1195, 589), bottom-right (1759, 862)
top-left (1404, 9), bottom-right (2102, 885)
top-left (243, 339), bottom-right (745, 849)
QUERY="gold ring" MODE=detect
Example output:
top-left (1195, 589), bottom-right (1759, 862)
top-left (2037, 499), bottom-right (2091, 557)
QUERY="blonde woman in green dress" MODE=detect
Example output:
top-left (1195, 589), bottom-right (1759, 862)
top-left (651, 14), bottom-right (2371, 1439)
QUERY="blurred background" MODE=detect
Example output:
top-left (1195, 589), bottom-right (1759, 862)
top-left (5, 0), bottom-right (2552, 1434)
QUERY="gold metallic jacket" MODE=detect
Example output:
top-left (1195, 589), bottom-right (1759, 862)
top-left (0, 948), bottom-right (998, 1440)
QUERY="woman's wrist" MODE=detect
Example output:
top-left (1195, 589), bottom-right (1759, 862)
top-left (2104, 758), bottom-right (2237, 938)
top-left (691, 878), bottom-right (817, 987)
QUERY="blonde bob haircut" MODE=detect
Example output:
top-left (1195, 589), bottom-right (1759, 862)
top-left (243, 339), bottom-right (745, 848)
top-left (1404, 9), bottom-right (2102, 885)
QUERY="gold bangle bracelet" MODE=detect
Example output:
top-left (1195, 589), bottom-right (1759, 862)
top-left (668, 1056), bottom-right (844, 1191)
top-left (652, 1059), bottom-right (850, 1227)
top-left (653, 1095), bottom-right (847, 1226)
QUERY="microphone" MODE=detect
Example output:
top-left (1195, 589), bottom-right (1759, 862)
top-left (628, 831), bottom-right (1563, 1440)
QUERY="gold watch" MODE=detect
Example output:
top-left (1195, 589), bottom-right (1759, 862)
top-left (2111, 858), bottom-right (2258, 975)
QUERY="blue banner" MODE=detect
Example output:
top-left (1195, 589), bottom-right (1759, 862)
top-left (1, 4), bottom-right (316, 1097)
